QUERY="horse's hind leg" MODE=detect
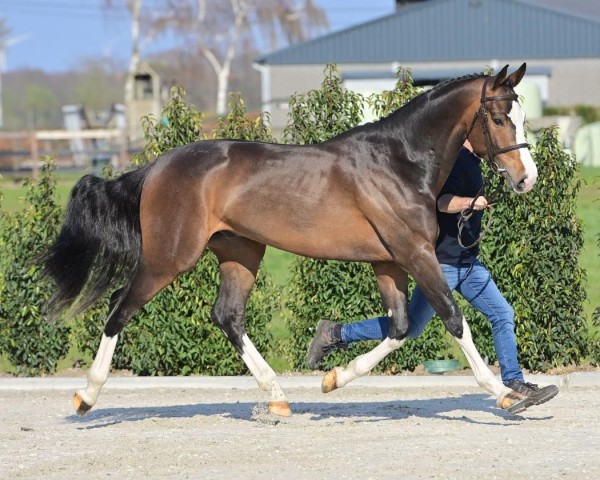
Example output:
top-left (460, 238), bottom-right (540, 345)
top-left (72, 288), bottom-right (126, 415)
top-left (208, 234), bottom-right (291, 417)
top-left (322, 262), bottom-right (409, 392)
top-left (74, 220), bottom-right (209, 415)
top-left (72, 262), bottom-right (186, 415)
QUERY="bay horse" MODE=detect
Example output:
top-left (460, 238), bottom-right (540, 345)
top-left (42, 63), bottom-right (536, 417)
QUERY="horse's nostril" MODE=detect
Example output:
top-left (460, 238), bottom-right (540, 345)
top-left (517, 176), bottom-right (528, 192)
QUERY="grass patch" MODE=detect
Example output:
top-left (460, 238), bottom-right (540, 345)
top-left (578, 166), bottom-right (600, 320)
top-left (1, 171), bottom-right (81, 212)
top-left (263, 247), bottom-right (296, 286)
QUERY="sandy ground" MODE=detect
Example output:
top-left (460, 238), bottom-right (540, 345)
top-left (1, 380), bottom-right (599, 480)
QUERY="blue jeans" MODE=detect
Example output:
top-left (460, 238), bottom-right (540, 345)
top-left (341, 259), bottom-right (524, 384)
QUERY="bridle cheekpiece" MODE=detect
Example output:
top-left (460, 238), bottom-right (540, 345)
top-left (459, 76), bottom-right (530, 249)
top-left (467, 76), bottom-right (530, 174)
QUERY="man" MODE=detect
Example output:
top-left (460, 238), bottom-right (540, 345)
top-left (307, 140), bottom-right (558, 412)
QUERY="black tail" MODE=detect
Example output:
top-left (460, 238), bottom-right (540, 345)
top-left (41, 164), bottom-right (152, 319)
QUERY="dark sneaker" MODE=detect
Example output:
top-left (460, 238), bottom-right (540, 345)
top-left (307, 319), bottom-right (348, 370)
top-left (503, 380), bottom-right (559, 414)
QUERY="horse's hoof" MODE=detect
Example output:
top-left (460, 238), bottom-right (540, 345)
top-left (497, 395), bottom-right (515, 410)
top-left (73, 392), bottom-right (93, 416)
top-left (321, 369), bottom-right (338, 393)
top-left (268, 401), bottom-right (292, 417)
top-left (497, 391), bottom-right (525, 413)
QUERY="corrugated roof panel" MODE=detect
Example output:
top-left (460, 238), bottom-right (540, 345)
top-left (256, 0), bottom-right (600, 65)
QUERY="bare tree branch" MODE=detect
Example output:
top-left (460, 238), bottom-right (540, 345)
top-left (103, 0), bottom-right (329, 114)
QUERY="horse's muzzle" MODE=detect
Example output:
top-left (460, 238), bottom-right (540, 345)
top-left (512, 158), bottom-right (538, 193)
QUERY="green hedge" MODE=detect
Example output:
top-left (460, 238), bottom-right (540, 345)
top-left (0, 67), bottom-right (593, 375)
top-left (0, 161), bottom-right (70, 374)
top-left (588, 231), bottom-right (600, 365)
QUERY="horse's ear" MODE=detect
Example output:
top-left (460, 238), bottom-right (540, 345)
top-left (493, 63), bottom-right (527, 90)
top-left (504, 62), bottom-right (527, 88)
top-left (492, 65), bottom-right (510, 90)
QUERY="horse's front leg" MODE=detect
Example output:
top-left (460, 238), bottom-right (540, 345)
top-left (209, 237), bottom-right (291, 417)
top-left (322, 262), bottom-right (408, 392)
top-left (408, 251), bottom-right (518, 409)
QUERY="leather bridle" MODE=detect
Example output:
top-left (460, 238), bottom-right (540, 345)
top-left (458, 76), bottom-right (530, 249)
top-left (466, 76), bottom-right (530, 173)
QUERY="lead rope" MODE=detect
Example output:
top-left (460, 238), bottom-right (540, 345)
top-left (459, 76), bottom-right (527, 249)
top-left (456, 164), bottom-right (505, 249)
top-left (457, 198), bottom-right (494, 249)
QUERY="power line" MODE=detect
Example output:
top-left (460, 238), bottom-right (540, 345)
top-left (0, 0), bottom-right (392, 18)
top-left (0, 0), bottom-right (393, 33)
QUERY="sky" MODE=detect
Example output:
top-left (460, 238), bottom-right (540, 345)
top-left (0, 0), bottom-right (396, 73)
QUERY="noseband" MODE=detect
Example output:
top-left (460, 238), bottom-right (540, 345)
top-left (467, 77), bottom-right (530, 173)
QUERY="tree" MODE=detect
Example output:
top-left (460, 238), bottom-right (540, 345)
top-left (72, 59), bottom-right (125, 115)
top-left (122, 0), bottom-right (143, 112)
top-left (145, 0), bottom-right (328, 114)
top-left (23, 83), bottom-right (59, 129)
top-left (197, 0), bottom-right (250, 115)
top-left (102, 1), bottom-right (160, 128)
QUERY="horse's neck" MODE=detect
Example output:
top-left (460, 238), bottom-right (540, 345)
top-left (390, 81), bottom-right (479, 191)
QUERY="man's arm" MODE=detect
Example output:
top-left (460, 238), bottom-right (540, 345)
top-left (437, 194), bottom-right (488, 213)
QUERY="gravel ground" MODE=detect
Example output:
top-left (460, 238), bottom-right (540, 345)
top-left (1, 378), bottom-right (599, 480)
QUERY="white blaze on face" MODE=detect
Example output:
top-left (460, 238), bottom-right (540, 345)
top-left (509, 101), bottom-right (538, 192)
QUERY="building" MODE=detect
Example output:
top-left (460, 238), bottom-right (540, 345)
top-left (254, 0), bottom-right (600, 135)
top-left (126, 62), bottom-right (167, 144)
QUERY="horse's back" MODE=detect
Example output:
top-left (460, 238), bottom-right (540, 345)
top-left (137, 138), bottom-right (395, 262)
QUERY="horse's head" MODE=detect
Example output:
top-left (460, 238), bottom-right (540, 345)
top-left (467, 63), bottom-right (537, 193)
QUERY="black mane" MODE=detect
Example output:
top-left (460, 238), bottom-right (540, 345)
top-left (337, 72), bottom-right (489, 138)
top-left (432, 72), bottom-right (487, 92)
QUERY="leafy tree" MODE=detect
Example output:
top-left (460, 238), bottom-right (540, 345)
top-left (214, 92), bottom-right (273, 142)
top-left (22, 82), bottom-right (59, 129)
top-left (0, 159), bottom-right (69, 374)
top-left (284, 64), bottom-right (364, 145)
top-left (72, 60), bottom-right (125, 114)
top-left (134, 85), bottom-right (205, 165)
top-left (367, 67), bottom-right (423, 118)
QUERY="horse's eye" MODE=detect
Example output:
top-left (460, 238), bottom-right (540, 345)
top-left (493, 118), bottom-right (504, 126)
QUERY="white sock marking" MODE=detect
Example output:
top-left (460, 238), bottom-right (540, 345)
top-left (240, 334), bottom-right (286, 403)
top-left (454, 318), bottom-right (510, 400)
top-left (78, 333), bottom-right (118, 406)
top-left (335, 337), bottom-right (405, 388)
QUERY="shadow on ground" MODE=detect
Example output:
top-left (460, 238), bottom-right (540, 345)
top-left (66, 393), bottom-right (552, 430)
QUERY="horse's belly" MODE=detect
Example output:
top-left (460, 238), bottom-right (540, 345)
top-left (228, 211), bottom-right (392, 262)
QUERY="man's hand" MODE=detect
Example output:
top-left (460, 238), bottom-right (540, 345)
top-left (472, 196), bottom-right (489, 211)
